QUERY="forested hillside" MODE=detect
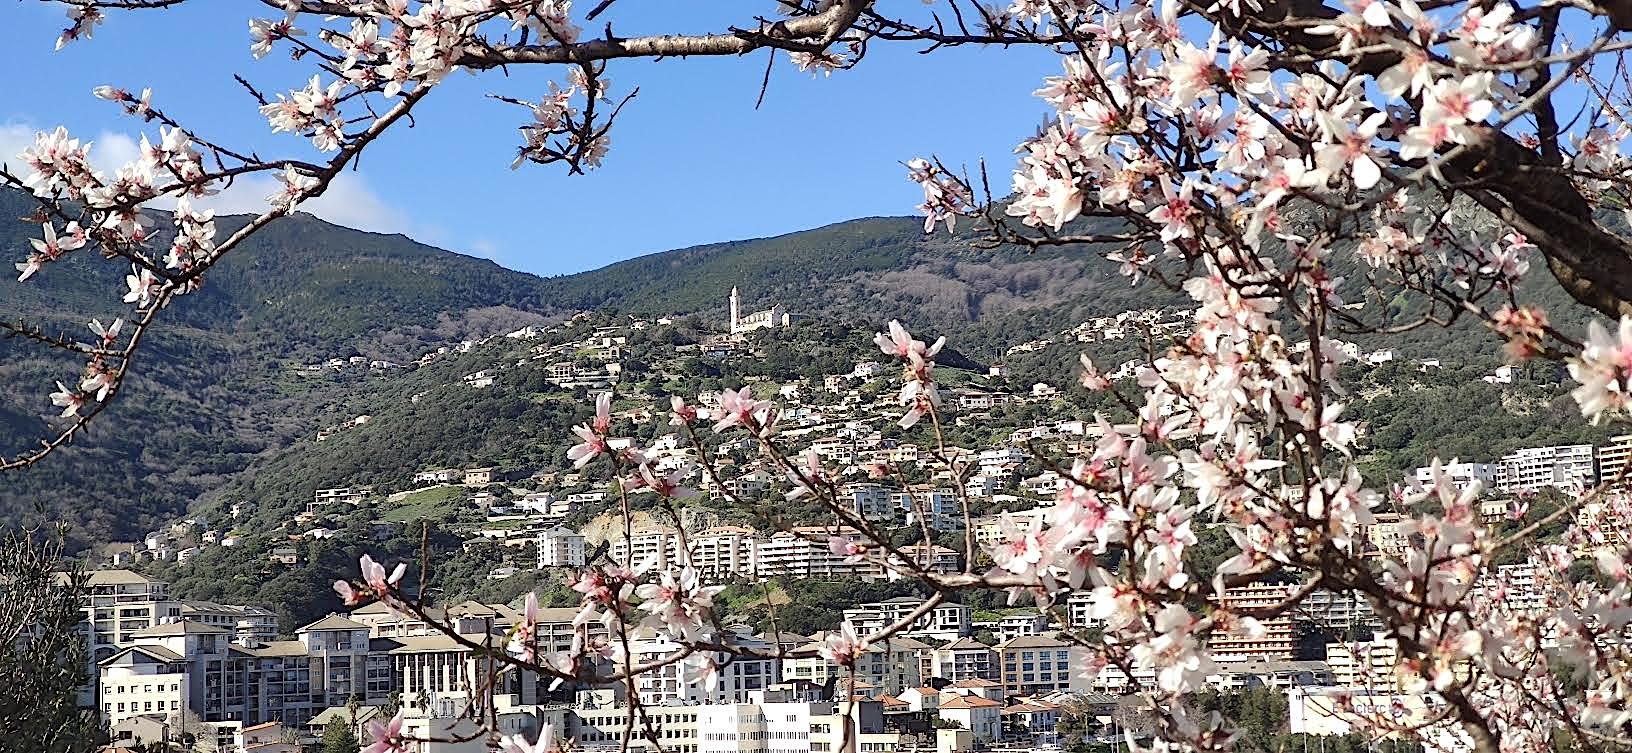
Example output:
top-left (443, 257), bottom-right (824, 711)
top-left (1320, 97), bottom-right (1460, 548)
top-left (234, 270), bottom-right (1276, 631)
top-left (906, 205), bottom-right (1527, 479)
top-left (0, 185), bottom-right (1616, 546)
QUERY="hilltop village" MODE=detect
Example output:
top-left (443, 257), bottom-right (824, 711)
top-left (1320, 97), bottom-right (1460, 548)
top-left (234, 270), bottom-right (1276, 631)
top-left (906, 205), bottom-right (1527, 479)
top-left (72, 287), bottom-right (1628, 753)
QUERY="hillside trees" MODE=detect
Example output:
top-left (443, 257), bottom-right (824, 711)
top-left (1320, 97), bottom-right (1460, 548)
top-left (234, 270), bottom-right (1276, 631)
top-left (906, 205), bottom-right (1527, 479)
top-left (0, 524), bottom-right (104, 753)
top-left (6, 2), bottom-right (1632, 753)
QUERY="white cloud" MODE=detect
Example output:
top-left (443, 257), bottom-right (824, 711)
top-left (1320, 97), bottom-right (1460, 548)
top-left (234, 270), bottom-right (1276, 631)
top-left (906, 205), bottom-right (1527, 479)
top-left (0, 122), bottom-right (140, 178)
top-left (1, 120), bottom-right (422, 240)
top-left (189, 171), bottom-right (416, 237)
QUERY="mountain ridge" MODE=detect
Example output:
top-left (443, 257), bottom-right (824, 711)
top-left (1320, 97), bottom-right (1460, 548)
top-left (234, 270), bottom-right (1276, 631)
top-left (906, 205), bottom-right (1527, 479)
top-left (0, 186), bottom-right (1605, 547)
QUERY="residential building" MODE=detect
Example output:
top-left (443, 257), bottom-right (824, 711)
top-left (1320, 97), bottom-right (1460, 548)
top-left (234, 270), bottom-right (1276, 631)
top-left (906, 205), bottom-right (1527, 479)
top-left (312, 486), bottom-right (372, 509)
top-left (842, 598), bottom-right (971, 642)
top-left (1497, 444), bottom-right (1597, 492)
top-left (1599, 434), bottom-right (1632, 489)
top-left (931, 638), bottom-right (998, 682)
top-left (691, 526), bottom-right (758, 582)
top-left (98, 645), bottom-right (189, 727)
top-left (537, 527), bottom-right (587, 568)
top-left (1576, 499), bottom-right (1632, 553)
top-left (1412, 462), bottom-right (1497, 491)
top-left (1325, 638), bottom-right (1402, 690)
top-left (875, 544), bottom-right (961, 581)
top-left (1207, 583), bottom-right (1302, 661)
top-left (996, 634), bottom-right (1074, 698)
top-left (1361, 512), bottom-right (1410, 559)
top-left (180, 601), bottom-right (278, 645)
top-left (608, 529), bottom-right (684, 571)
top-left (626, 631), bottom-right (777, 706)
top-left (296, 614), bottom-right (374, 710)
top-left (1296, 589), bottom-right (1382, 637)
top-left (756, 528), bottom-right (867, 579)
top-left (413, 469), bottom-right (463, 484)
top-left (1002, 699), bottom-right (1062, 743)
top-left (843, 483), bottom-right (896, 521)
top-left (938, 694), bottom-right (1003, 742)
top-left (995, 613), bottom-right (1048, 642)
top-left (1206, 658), bottom-right (1334, 691)
top-left (1064, 592), bottom-right (1105, 630)
top-left (894, 487), bottom-right (962, 530)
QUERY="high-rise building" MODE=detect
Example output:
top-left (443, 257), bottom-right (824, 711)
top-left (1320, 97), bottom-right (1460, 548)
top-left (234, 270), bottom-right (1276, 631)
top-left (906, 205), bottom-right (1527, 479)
top-left (1598, 434), bottom-right (1632, 489)
top-left (1207, 583), bottom-right (1303, 661)
top-left (1497, 444), bottom-right (1597, 492)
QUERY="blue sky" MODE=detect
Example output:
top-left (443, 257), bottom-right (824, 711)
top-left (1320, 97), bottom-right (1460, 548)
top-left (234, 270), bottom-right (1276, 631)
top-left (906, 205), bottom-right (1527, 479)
top-left (1, 3), bottom-right (1060, 276)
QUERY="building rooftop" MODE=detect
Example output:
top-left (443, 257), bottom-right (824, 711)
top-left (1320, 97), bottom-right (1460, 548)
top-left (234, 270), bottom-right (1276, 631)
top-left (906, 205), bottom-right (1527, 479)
top-left (129, 621), bottom-right (229, 638)
top-left (997, 634), bottom-right (1071, 650)
top-left (242, 640), bottom-right (310, 658)
top-left (297, 613), bottom-right (369, 632)
top-left (939, 695), bottom-right (1003, 709)
top-left (100, 645), bottom-right (184, 665)
top-left (308, 705), bottom-right (384, 728)
top-left (80, 569), bottom-right (162, 586)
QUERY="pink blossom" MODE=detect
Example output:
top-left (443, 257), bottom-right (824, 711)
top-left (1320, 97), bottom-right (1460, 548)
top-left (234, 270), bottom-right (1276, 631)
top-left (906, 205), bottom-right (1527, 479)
top-left (819, 622), bottom-right (868, 666)
top-left (363, 710), bottom-right (409, 753)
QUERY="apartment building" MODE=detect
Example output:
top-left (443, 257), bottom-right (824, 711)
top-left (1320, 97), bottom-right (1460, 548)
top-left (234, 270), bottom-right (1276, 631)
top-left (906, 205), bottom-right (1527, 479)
top-left (1576, 499), bottom-right (1632, 552)
top-left (996, 634), bottom-right (1074, 698)
top-left (995, 613), bottom-right (1049, 642)
top-left (1207, 583), bottom-right (1303, 661)
top-left (756, 527), bottom-right (868, 579)
top-left (1412, 462), bottom-right (1497, 491)
top-left (537, 526), bottom-right (587, 568)
top-left (876, 544), bottom-right (961, 582)
top-left (574, 705), bottom-right (698, 753)
top-left (1360, 512), bottom-right (1410, 559)
top-left (1064, 591), bottom-right (1104, 631)
top-left (1325, 638), bottom-right (1402, 690)
top-left (609, 528), bottom-right (684, 571)
top-left (99, 644), bottom-right (189, 727)
top-left (1599, 434), bottom-right (1632, 489)
top-left (894, 487), bottom-right (962, 530)
top-left (74, 569), bottom-right (180, 657)
top-left (841, 597), bottom-right (971, 641)
top-left (1497, 444), bottom-right (1597, 492)
top-left (98, 619), bottom-right (325, 729)
top-left (626, 631), bottom-right (778, 706)
top-left (843, 483), bottom-right (897, 521)
top-left (779, 636), bottom-right (928, 696)
top-left (1296, 589), bottom-right (1382, 637)
top-left (931, 638), bottom-right (998, 682)
top-left (295, 614), bottom-right (373, 710)
top-left (690, 526), bottom-right (758, 581)
top-left (181, 601), bottom-right (278, 645)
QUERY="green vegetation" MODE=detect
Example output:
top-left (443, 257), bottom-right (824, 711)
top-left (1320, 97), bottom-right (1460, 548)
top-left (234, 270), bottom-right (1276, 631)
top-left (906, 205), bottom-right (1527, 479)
top-left (381, 486), bottom-right (467, 523)
top-left (320, 717), bottom-right (361, 753)
top-left (0, 524), bottom-right (106, 753)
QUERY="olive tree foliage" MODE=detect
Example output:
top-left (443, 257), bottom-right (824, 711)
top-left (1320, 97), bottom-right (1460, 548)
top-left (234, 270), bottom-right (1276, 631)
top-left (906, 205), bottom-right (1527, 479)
top-left (0, 525), bottom-right (104, 753)
top-left (5, 1), bottom-right (1632, 753)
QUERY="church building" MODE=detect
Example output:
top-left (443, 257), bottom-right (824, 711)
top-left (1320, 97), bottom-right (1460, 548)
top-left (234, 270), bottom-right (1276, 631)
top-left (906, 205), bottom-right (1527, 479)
top-left (729, 287), bottom-right (793, 334)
